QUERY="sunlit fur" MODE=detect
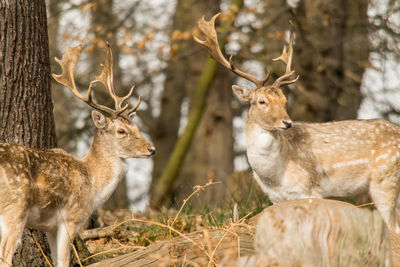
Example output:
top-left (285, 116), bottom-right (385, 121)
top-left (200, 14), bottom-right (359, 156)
top-left (234, 84), bottom-right (400, 234)
top-left (0, 111), bottom-right (154, 267)
top-left (254, 199), bottom-right (392, 266)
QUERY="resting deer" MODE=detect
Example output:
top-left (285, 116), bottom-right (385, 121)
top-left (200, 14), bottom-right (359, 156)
top-left (0, 44), bottom-right (155, 267)
top-left (195, 13), bottom-right (400, 233)
top-left (254, 199), bottom-right (392, 266)
top-left (222, 199), bottom-right (392, 267)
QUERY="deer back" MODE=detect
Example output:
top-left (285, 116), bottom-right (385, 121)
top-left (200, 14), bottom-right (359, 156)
top-left (254, 199), bottom-right (392, 266)
top-left (0, 143), bottom-right (91, 226)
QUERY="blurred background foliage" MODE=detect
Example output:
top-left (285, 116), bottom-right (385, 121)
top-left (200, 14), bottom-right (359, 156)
top-left (47, 0), bottom-right (400, 211)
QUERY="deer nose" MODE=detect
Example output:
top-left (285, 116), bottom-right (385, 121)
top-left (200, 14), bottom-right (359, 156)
top-left (282, 120), bottom-right (293, 129)
top-left (148, 147), bottom-right (156, 155)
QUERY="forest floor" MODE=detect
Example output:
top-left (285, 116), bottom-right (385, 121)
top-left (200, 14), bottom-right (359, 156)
top-left (74, 175), bottom-right (400, 266)
top-left (77, 178), bottom-right (270, 266)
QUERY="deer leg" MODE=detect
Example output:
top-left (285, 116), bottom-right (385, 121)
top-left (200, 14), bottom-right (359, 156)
top-left (46, 230), bottom-right (58, 265)
top-left (369, 179), bottom-right (400, 233)
top-left (0, 213), bottom-right (26, 267)
top-left (56, 221), bottom-right (77, 267)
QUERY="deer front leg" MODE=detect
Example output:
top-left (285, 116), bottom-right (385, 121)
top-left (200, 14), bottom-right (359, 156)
top-left (0, 214), bottom-right (26, 267)
top-left (369, 177), bottom-right (400, 233)
top-left (46, 230), bottom-right (58, 265)
top-left (56, 222), bottom-right (77, 267)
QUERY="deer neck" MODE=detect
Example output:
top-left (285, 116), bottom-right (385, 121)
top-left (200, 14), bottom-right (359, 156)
top-left (245, 120), bottom-right (286, 184)
top-left (83, 131), bottom-right (128, 209)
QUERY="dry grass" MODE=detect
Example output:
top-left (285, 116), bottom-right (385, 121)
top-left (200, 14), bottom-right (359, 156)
top-left (63, 179), bottom-right (261, 266)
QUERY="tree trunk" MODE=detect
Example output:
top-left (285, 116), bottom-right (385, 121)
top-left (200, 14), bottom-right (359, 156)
top-left (151, 0), bottom-right (244, 208)
top-left (149, 0), bottom-right (221, 203)
top-left (290, 0), bottom-right (368, 121)
top-left (339, 0), bottom-right (369, 120)
top-left (0, 0), bottom-right (54, 265)
top-left (175, 65), bottom-right (234, 208)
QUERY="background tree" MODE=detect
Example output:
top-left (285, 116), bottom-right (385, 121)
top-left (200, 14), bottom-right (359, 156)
top-left (289, 0), bottom-right (369, 121)
top-left (0, 0), bottom-right (54, 265)
top-left (88, 0), bottom-right (129, 210)
top-left (49, 0), bottom-right (78, 153)
top-left (148, 0), bottom-right (209, 203)
top-left (149, 0), bottom-right (231, 208)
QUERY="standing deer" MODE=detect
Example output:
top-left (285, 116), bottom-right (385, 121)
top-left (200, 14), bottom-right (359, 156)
top-left (0, 44), bottom-right (155, 267)
top-left (195, 13), bottom-right (400, 233)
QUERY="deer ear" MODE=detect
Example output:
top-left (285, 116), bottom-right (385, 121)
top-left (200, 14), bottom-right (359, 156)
top-left (232, 85), bottom-right (253, 103)
top-left (92, 110), bottom-right (108, 129)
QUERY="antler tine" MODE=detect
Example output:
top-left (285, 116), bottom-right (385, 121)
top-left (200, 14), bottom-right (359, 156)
top-left (94, 43), bottom-right (142, 118)
top-left (52, 45), bottom-right (115, 115)
top-left (272, 21), bottom-right (299, 88)
top-left (194, 13), bottom-right (269, 88)
top-left (117, 85), bottom-right (141, 117)
top-left (124, 95), bottom-right (141, 116)
top-left (95, 43), bottom-right (128, 111)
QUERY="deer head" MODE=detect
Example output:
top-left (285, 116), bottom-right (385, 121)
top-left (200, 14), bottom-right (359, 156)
top-left (52, 44), bottom-right (155, 158)
top-left (194, 14), bottom-right (298, 131)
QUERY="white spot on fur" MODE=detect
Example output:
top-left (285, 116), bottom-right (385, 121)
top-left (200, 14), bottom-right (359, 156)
top-left (332, 158), bottom-right (369, 169)
top-left (376, 153), bottom-right (389, 161)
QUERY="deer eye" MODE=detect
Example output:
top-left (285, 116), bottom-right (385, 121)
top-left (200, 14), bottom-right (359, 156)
top-left (117, 128), bottom-right (127, 135)
top-left (258, 100), bottom-right (266, 105)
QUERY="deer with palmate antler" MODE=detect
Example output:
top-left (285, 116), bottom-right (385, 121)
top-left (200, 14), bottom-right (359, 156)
top-left (0, 44), bottom-right (155, 267)
top-left (195, 13), bottom-right (400, 233)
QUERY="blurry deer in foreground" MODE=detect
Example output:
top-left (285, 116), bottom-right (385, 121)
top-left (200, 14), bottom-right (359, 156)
top-left (222, 199), bottom-right (392, 267)
top-left (195, 13), bottom-right (400, 233)
top-left (0, 44), bottom-right (155, 267)
top-left (253, 199), bottom-right (392, 266)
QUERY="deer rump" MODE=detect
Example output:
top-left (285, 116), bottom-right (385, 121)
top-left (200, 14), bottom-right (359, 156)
top-left (0, 143), bottom-right (91, 231)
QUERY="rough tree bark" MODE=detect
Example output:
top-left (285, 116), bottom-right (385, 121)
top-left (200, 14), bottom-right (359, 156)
top-left (0, 0), bottom-right (54, 265)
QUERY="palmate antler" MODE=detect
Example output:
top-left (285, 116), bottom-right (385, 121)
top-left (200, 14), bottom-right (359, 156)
top-left (52, 43), bottom-right (140, 119)
top-left (271, 21), bottom-right (299, 88)
top-left (194, 13), bottom-right (298, 89)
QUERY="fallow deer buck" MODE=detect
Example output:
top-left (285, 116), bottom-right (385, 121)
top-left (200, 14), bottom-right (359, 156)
top-left (0, 44), bottom-right (155, 267)
top-left (195, 13), bottom-right (400, 233)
